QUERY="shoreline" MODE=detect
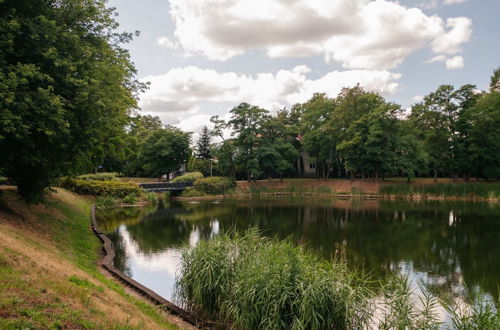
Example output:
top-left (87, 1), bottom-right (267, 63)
top-left (172, 192), bottom-right (500, 203)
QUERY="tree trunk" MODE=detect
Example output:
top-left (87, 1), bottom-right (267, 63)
top-left (433, 169), bottom-right (438, 183)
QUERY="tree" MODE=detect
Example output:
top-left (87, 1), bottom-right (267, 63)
top-left (258, 111), bottom-right (298, 180)
top-left (337, 103), bottom-right (401, 179)
top-left (228, 103), bottom-right (268, 180)
top-left (468, 91), bottom-right (500, 178)
top-left (196, 126), bottom-right (212, 159)
top-left (0, 0), bottom-right (144, 202)
top-left (138, 127), bottom-right (191, 179)
top-left (490, 67), bottom-right (500, 92)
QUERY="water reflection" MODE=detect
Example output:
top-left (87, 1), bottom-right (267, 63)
top-left (97, 198), bottom-right (500, 307)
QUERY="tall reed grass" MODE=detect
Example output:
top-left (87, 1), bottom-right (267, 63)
top-left (380, 183), bottom-right (500, 199)
top-left (175, 229), bottom-right (499, 329)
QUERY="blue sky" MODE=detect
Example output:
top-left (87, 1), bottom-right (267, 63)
top-left (109, 0), bottom-right (500, 133)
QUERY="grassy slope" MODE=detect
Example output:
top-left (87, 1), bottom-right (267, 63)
top-left (0, 187), bottom-right (182, 329)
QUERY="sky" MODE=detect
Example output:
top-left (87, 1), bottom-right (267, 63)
top-left (108, 0), bottom-right (500, 134)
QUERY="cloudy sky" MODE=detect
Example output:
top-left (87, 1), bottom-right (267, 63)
top-left (109, 0), bottom-right (499, 134)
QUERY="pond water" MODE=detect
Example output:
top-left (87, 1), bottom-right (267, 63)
top-left (96, 198), bottom-right (500, 316)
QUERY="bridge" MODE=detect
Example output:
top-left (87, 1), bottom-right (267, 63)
top-left (138, 182), bottom-right (193, 192)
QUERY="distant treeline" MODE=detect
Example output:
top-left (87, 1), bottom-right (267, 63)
top-left (184, 68), bottom-right (500, 182)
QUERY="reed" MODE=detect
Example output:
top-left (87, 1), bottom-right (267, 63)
top-left (380, 183), bottom-right (500, 199)
top-left (175, 229), bottom-right (499, 329)
top-left (175, 229), bottom-right (373, 329)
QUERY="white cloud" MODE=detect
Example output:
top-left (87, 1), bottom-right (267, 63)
top-left (138, 65), bottom-right (401, 132)
top-left (425, 54), bottom-right (464, 69)
top-left (168, 0), bottom-right (472, 69)
top-left (444, 0), bottom-right (466, 4)
top-left (431, 17), bottom-right (472, 55)
top-left (445, 56), bottom-right (464, 69)
top-left (157, 36), bottom-right (177, 49)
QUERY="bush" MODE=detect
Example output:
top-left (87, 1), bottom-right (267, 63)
top-left (171, 172), bottom-right (204, 183)
top-left (122, 194), bottom-right (138, 204)
top-left (62, 178), bottom-right (140, 198)
top-left (145, 192), bottom-right (159, 203)
top-left (95, 196), bottom-right (119, 209)
top-left (0, 176), bottom-right (8, 185)
top-left (193, 176), bottom-right (236, 195)
top-left (180, 187), bottom-right (207, 197)
top-left (77, 172), bottom-right (118, 181)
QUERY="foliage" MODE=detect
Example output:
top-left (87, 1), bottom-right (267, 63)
top-left (145, 192), bottom-right (159, 203)
top-left (195, 126), bottom-right (212, 159)
top-left (122, 194), bottom-right (138, 204)
top-left (175, 229), bottom-right (372, 329)
top-left (94, 196), bottom-right (119, 209)
top-left (62, 178), bottom-right (140, 198)
top-left (180, 187), bottom-right (207, 197)
top-left (380, 183), bottom-right (500, 198)
top-left (193, 177), bottom-right (236, 195)
top-left (0, 0), bottom-right (144, 202)
top-left (170, 172), bottom-right (204, 183)
top-left (77, 172), bottom-right (118, 181)
top-left (138, 127), bottom-right (191, 178)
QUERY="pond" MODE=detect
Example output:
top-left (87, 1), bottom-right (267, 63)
top-left (96, 198), bottom-right (500, 317)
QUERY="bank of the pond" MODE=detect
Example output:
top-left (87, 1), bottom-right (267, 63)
top-left (0, 187), bottom-right (190, 329)
top-left (173, 179), bottom-right (500, 203)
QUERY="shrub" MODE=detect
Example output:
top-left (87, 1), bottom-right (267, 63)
top-left (122, 194), bottom-right (138, 204)
top-left (145, 192), bottom-right (159, 203)
top-left (62, 178), bottom-right (140, 198)
top-left (95, 196), bottom-right (119, 209)
top-left (180, 187), bottom-right (207, 197)
top-left (171, 172), bottom-right (204, 183)
top-left (193, 177), bottom-right (236, 195)
top-left (77, 172), bottom-right (118, 181)
top-left (0, 176), bottom-right (8, 185)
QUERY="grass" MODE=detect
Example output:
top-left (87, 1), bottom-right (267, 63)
top-left (0, 188), bottom-right (178, 329)
top-left (175, 229), bottom-right (499, 330)
top-left (175, 229), bottom-right (372, 329)
top-left (380, 183), bottom-right (500, 199)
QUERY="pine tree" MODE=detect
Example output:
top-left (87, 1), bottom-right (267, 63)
top-left (196, 126), bottom-right (212, 159)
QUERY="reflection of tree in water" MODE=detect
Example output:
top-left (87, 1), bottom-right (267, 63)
top-left (125, 205), bottom-right (193, 254)
top-left (107, 199), bottom-right (500, 303)
top-left (107, 231), bottom-right (132, 277)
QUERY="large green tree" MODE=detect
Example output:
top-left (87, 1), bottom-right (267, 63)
top-left (0, 0), bottom-right (143, 202)
top-left (228, 103), bottom-right (268, 180)
top-left (138, 127), bottom-right (191, 179)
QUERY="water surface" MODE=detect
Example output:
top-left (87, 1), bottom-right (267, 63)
top-left (96, 198), bottom-right (500, 310)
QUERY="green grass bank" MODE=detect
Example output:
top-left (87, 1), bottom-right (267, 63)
top-left (0, 187), bottom-right (187, 329)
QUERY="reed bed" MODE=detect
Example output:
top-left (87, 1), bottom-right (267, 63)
top-left (175, 229), bottom-right (499, 329)
top-left (380, 183), bottom-right (500, 199)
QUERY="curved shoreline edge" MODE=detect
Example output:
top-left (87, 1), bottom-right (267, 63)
top-left (90, 205), bottom-right (201, 328)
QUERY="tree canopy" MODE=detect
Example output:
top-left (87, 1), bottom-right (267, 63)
top-left (0, 0), bottom-right (144, 202)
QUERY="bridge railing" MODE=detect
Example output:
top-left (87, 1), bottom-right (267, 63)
top-left (138, 181), bottom-right (193, 192)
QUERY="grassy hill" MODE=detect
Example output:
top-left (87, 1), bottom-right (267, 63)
top-left (0, 187), bottom-right (189, 329)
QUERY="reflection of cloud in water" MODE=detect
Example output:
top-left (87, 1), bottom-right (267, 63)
top-left (120, 225), bottom-right (181, 276)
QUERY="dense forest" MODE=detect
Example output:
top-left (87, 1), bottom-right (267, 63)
top-left (1, 1), bottom-right (499, 202)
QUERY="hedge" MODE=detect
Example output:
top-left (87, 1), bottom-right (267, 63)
top-left (77, 172), bottom-right (118, 181)
top-left (62, 178), bottom-right (140, 197)
top-left (171, 172), bottom-right (204, 183)
top-left (193, 176), bottom-right (236, 195)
